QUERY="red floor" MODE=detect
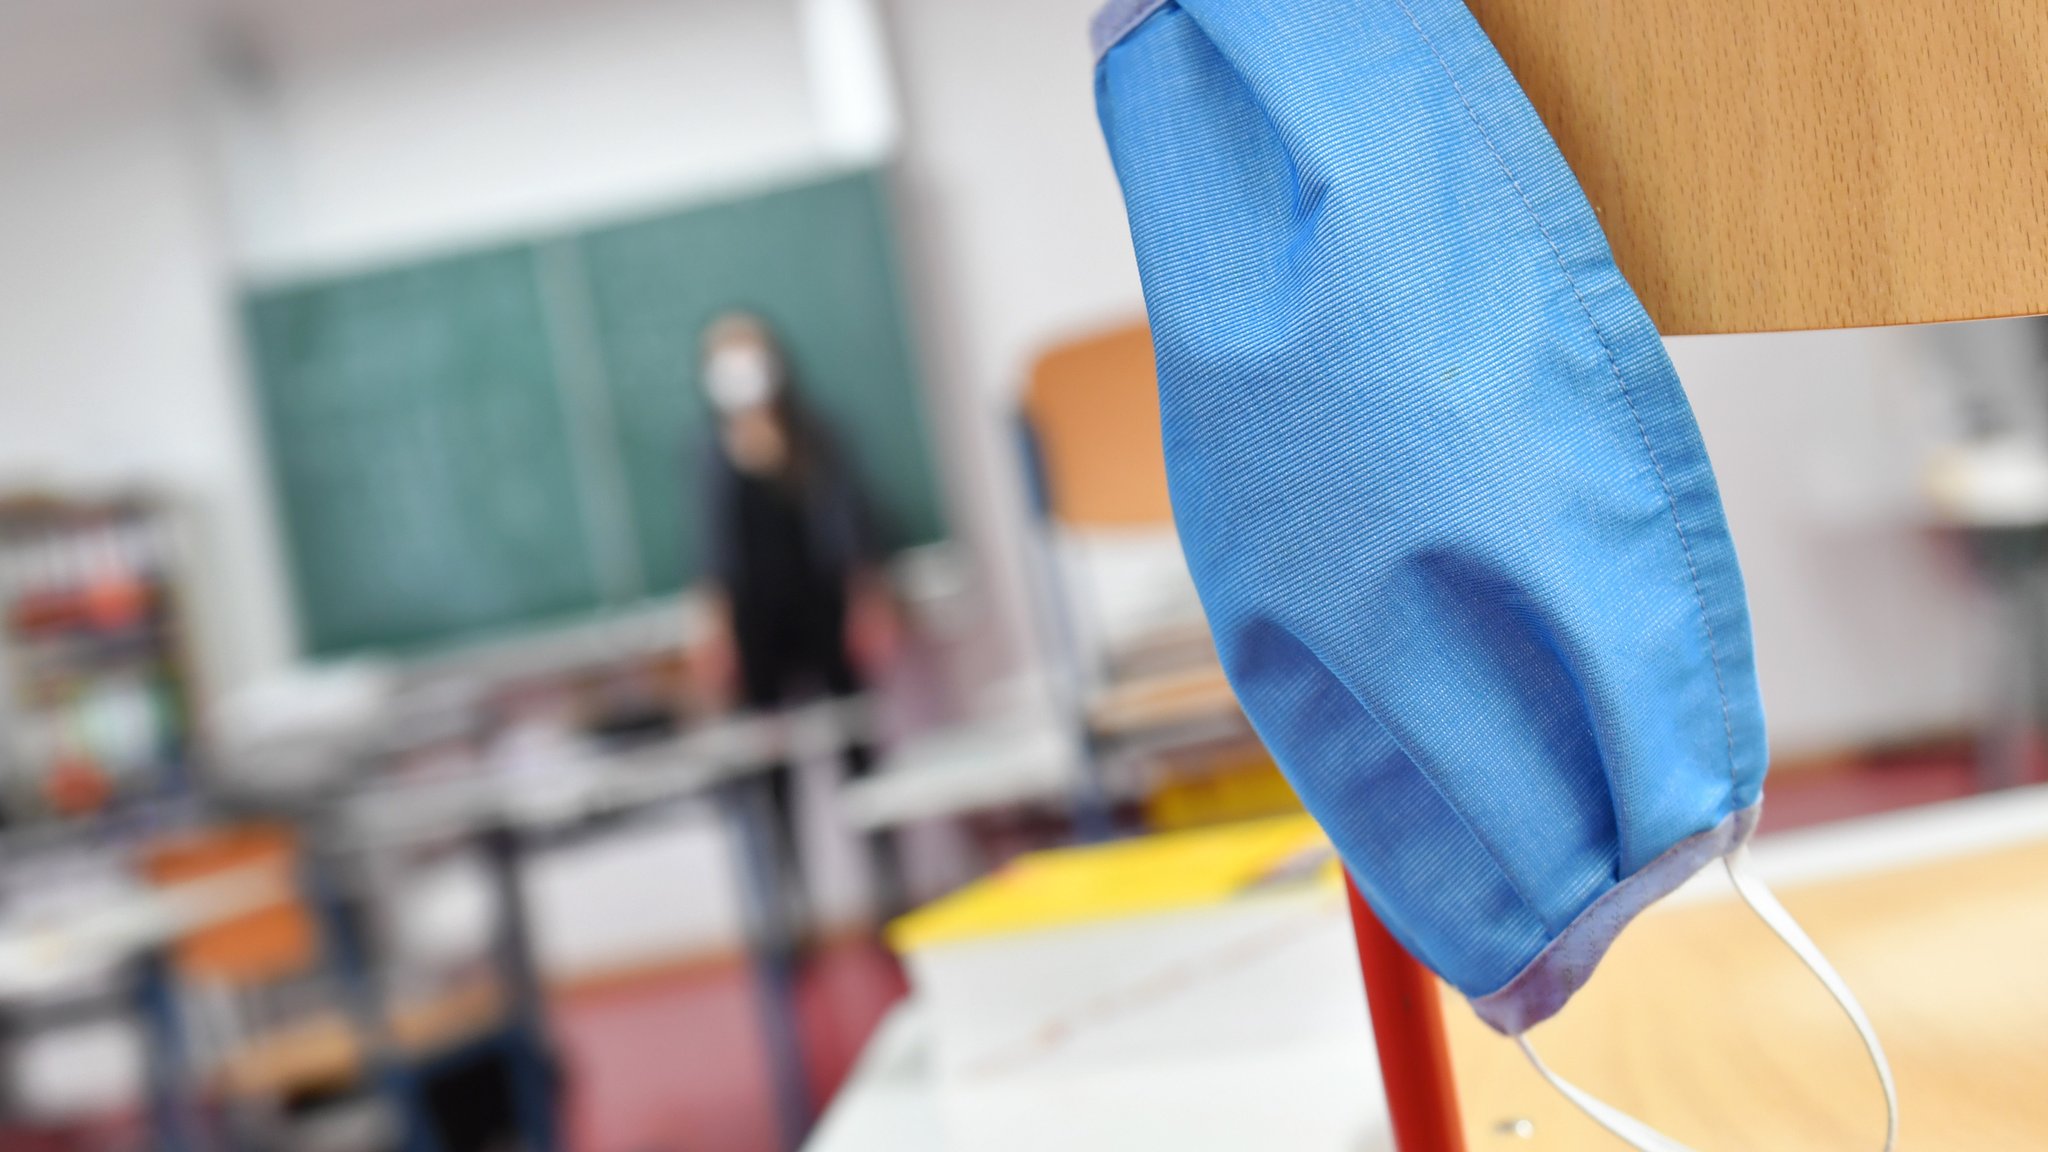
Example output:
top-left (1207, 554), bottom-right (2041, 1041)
top-left (1756, 741), bottom-right (2003, 835)
top-left (553, 942), bottom-right (907, 1152)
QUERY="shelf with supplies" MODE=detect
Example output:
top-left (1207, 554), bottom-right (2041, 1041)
top-left (0, 491), bottom-right (204, 825)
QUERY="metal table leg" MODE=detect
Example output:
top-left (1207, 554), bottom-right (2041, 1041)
top-left (477, 825), bottom-right (562, 1152)
top-left (720, 779), bottom-right (815, 1152)
top-left (303, 848), bottom-right (441, 1152)
top-left (137, 948), bottom-right (205, 1152)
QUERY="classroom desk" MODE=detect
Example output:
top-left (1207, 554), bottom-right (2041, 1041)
top-left (0, 701), bottom-right (873, 1152)
top-left (336, 699), bottom-right (879, 1152)
top-left (806, 785), bottom-right (2048, 1151)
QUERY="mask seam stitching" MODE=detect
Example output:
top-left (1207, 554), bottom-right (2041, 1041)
top-left (1388, 0), bottom-right (1741, 813)
top-left (1471, 802), bottom-right (1757, 1033)
top-left (1090, 0), bottom-right (1176, 62)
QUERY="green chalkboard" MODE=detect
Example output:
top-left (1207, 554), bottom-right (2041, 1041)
top-left (243, 168), bottom-right (944, 657)
top-left (245, 247), bottom-right (603, 654)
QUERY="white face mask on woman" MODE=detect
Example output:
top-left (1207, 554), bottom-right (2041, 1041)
top-left (704, 342), bottom-right (780, 415)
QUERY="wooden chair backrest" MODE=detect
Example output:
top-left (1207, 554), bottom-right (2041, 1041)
top-left (1467, 0), bottom-right (2048, 333)
top-left (1022, 323), bottom-right (1173, 529)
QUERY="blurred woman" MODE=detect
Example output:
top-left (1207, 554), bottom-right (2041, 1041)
top-left (691, 312), bottom-right (903, 930)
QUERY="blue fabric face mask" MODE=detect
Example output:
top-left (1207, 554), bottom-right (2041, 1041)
top-left (1091, 1), bottom-right (1894, 1146)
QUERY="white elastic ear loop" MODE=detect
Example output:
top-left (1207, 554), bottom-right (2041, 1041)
top-left (1515, 845), bottom-right (1898, 1151)
top-left (1724, 845), bottom-right (1898, 1149)
top-left (1515, 1034), bottom-right (1698, 1151)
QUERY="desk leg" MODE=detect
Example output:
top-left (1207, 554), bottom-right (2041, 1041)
top-left (479, 825), bottom-right (563, 1152)
top-left (304, 850), bottom-right (440, 1152)
top-left (1345, 876), bottom-right (1465, 1152)
top-left (137, 948), bottom-right (205, 1152)
top-left (1070, 728), bottom-right (1115, 843)
top-left (721, 780), bottom-right (815, 1152)
top-left (1985, 567), bottom-right (2036, 790)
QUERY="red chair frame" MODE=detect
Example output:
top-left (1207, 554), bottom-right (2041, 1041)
top-left (1346, 877), bottom-right (1467, 1152)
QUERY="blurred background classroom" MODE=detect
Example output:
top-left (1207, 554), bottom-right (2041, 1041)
top-left (0, 2), bottom-right (2046, 1151)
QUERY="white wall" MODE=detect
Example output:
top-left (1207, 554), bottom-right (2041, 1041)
top-left (1673, 327), bottom-right (2002, 753)
top-left (0, 93), bottom-right (297, 694)
top-left (881, 0), bottom-right (1149, 681)
top-left (226, 0), bottom-right (830, 279)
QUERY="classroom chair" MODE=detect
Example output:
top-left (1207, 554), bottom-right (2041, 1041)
top-left (1328, 4), bottom-right (2048, 1149)
top-left (140, 823), bottom-right (552, 1152)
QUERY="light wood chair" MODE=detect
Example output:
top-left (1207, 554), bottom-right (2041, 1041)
top-left (1021, 325), bottom-right (1173, 532)
top-left (1343, 6), bottom-right (2048, 1150)
top-left (138, 825), bottom-right (511, 1116)
top-left (1462, 1), bottom-right (2048, 336)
